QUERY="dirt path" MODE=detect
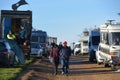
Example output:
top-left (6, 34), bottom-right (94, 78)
top-left (16, 55), bottom-right (120, 80)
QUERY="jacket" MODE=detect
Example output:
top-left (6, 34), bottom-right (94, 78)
top-left (50, 47), bottom-right (59, 61)
top-left (59, 46), bottom-right (71, 60)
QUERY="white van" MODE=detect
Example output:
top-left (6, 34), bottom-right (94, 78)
top-left (74, 42), bottom-right (81, 55)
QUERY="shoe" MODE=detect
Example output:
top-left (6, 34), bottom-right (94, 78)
top-left (66, 73), bottom-right (68, 76)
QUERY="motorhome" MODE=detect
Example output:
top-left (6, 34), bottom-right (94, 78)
top-left (79, 30), bottom-right (89, 55)
top-left (97, 23), bottom-right (120, 70)
top-left (88, 28), bottom-right (100, 62)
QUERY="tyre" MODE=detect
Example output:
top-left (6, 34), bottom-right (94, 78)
top-left (104, 63), bottom-right (109, 67)
top-left (97, 61), bottom-right (102, 65)
top-left (111, 64), bottom-right (117, 70)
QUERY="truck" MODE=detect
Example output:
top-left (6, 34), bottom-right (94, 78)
top-left (0, 10), bottom-right (32, 60)
top-left (88, 28), bottom-right (100, 62)
top-left (97, 23), bottom-right (120, 70)
top-left (31, 30), bottom-right (48, 57)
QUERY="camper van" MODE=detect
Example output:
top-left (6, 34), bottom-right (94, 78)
top-left (80, 37), bottom-right (89, 54)
top-left (79, 30), bottom-right (89, 55)
top-left (97, 23), bottom-right (120, 69)
top-left (88, 28), bottom-right (100, 62)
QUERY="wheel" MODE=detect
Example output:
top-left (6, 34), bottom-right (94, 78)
top-left (97, 61), bottom-right (101, 65)
top-left (111, 64), bottom-right (117, 71)
top-left (104, 63), bottom-right (109, 67)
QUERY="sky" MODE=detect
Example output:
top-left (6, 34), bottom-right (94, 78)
top-left (0, 0), bottom-right (120, 45)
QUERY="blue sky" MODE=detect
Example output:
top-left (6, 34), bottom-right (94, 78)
top-left (0, 0), bottom-right (120, 45)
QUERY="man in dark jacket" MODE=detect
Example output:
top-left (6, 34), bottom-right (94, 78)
top-left (59, 41), bottom-right (71, 75)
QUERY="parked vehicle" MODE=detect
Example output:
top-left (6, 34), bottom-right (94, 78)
top-left (74, 42), bottom-right (81, 55)
top-left (0, 39), bottom-right (15, 67)
top-left (95, 46), bottom-right (103, 64)
top-left (31, 30), bottom-right (48, 57)
top-left (30, 42), bottom-right (43, 58)
top-left (0, 10), bottom-right (32, 60)
top-left (88, 28), bottom-right (100, 62)
top-left (80, 30), bottom-right (89, 55)
top-left (98, 23), bottom-right (120, 70)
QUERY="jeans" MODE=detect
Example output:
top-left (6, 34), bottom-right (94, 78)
top-left (53, 60), bottom-right (59, 74)
top-left (61, 59), bottom-right (69, 74)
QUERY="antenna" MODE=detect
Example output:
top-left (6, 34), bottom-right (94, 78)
top-left (107, 20), bottom-right (115, 25)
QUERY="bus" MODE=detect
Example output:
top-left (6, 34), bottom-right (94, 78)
top-left (31, 30), bottom-right (48, 57)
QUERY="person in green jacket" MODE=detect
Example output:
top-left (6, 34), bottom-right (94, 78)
top-left (19, 25), bottom-right (26, 44)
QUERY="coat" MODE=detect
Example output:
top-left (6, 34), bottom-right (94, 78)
top-left (50, 46), bottom-right (59, 62)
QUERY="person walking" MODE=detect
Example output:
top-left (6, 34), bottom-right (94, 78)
top-left (59, 41), bottom-right (71, 76)
top-left (58, 42), bottom-right (63, 52)
top-left (49, 43), bottom-right (59, 75)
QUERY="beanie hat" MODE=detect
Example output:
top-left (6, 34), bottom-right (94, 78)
top-left (63, 41), bottom-right (67, 44)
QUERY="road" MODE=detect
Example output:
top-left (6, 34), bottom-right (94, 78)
top-left (16, 55), bottom-right (120, 80)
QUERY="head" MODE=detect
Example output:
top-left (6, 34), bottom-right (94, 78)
top-left (20, 25), bottom-right (24, 29)
top-left (59, 42), bottom-right (62, 45)
top-left (9, 31), bottom-right (12, 34)
top-left (51, 42), bottom-right (56, 47)
top-left (63, 41), bottom-right (67, 47)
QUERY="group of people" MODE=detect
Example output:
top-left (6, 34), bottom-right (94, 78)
top-left (7, 25), bottom-right (26, 45)
top-left (49, 41), bottom-right (71, 76)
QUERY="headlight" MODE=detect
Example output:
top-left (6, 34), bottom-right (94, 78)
top-left (109, 52), bottom-right (119, 56)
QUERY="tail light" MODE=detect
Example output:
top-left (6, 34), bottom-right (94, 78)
top-left (2, 49), bottom-right (8, 54)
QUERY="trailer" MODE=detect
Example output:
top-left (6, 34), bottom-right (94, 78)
top-left (0, 10), bottom-right (32, 60)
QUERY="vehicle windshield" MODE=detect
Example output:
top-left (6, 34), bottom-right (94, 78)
top-left (83, 41), bottom-right (88, 46)
top-left (0, 42), bottom-right (6, 51)
top-left (92, 36), bottom-right (100, 45)
top-left (31, 43), bottom-right (40, 48)
top-left (75, 44), bottom-right (80, 48)
top-left (112, 32), bottom-right (120, 45)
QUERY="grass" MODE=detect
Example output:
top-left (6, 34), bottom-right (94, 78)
top-left (0, 57), bottom-right (35, 80)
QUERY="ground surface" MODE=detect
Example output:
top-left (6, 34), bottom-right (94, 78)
top-left (16, 55), bottom-right (120, 80)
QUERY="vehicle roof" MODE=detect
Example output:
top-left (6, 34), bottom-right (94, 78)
top-left (100, 24), bottom-right (120, 32)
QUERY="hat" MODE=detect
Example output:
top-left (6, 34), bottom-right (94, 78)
top-left (63, 41), bottom-right (67, 44)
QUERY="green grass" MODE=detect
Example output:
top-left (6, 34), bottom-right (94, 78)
top-left (0, 57), bottom-right (35, 80)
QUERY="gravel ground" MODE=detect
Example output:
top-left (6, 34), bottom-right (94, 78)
top-left (16, 55), bottom-right (120, 80)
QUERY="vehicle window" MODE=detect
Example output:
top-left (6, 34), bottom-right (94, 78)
top-left (112, 32), bottom-right (120, 45)
top-left (0, 42), bottom-right (6, 51)
top-left (92, 36), bottom-right (100, 45)
top-left (83, 41), bottom-right (88, 46)
top-left (31, 43), bottom-right (40, 48)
